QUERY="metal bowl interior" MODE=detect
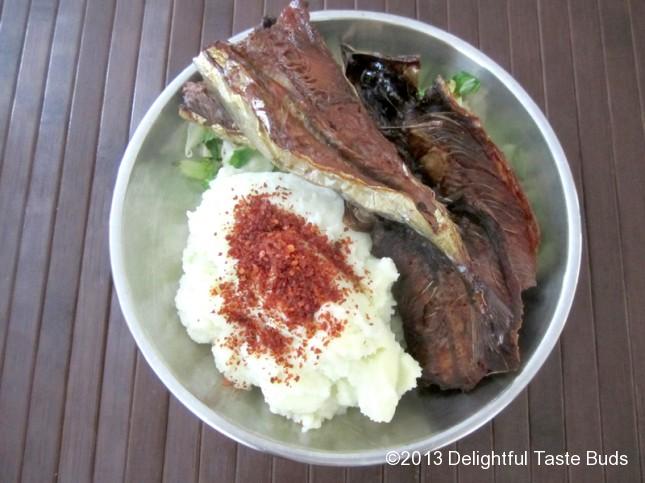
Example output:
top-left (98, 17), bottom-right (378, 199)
top-left (109, 11), bottom-right (581, 466)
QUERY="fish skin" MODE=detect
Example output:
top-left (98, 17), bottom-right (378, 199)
top-left (344, 46), bottom-right (540, 390)
top-left (193, 0), bottom-right (469, 266)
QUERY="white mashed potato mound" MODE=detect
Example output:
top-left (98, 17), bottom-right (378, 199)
top-left (176, 153), bottom-right (420, 431)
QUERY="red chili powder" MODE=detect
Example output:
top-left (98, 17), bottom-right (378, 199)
top-left (215, 192), bottom-right (361, 383)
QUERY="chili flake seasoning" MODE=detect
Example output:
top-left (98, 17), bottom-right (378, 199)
top-left (215, 191), bottom-right (362, 384)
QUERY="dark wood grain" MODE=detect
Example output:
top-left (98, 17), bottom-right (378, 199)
top-left (51, 0), bottom-right (119, 481)
top-left (597, 0), bottom-right (645, 479)
top-left (235, 446), bottom-right (274, 483)
top-left (233, 0), bottom-right (265, 32)
top-left (423, 443), bottom-right (456, 483)
top-left (357, 0), bottom-right (385, 11)
top-left (89, 3), bottom-right (146, 481)
top-left (17, 1), bottom-right (89, 480)
top-left (629, 0), bottom-right (645, 136)
top-left (162, 400), bottom-right (202, 483)
top-left (383, 462), bottom-right (419, 483)
top-left (386, 0), bottom-right (415, 17)
top-left (0, 0), bottom-right (58, 382)
top-left (265, 0), bottom-right (294, 16)
top-left (202, 0), bottom-right (235, 45)
top-left (417, 0), bottom-right (447, 29)
top-left (325, 0), bottom-right (354, 9)
top-left (199, 428), bottom-right (238, 483)
top-left (93, 297), bottom-right (138, 483)
top-left (310, 464), bottom-right (347, 483)
top-left (540, 1), bottom-right (608, 481)
top-left (272, 456), bottom-right (309, 483)
top-left (347, 465), bottom-right (383, 483)
top-left (1, 0), bottom-right (644, 481)
top-left (0, 1), bottom-right (70, 482)
top-left (0, 0), bottom-right (32, 176)
top-left (0, 2), bottom-right (75, 481)
top-left (124, 361), bottom-right (170, 483)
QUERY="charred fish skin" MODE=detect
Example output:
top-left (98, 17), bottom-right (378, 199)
top-left (343, 48), bottom-right (538, 290)
top-left (344, 47), bottom-right (539, 389)
top-left (192, 0), bottom-right (469, 266)
top-left (371, 222), bottom-right (519, 391)
top-left (420, 78), bottom-right (539, 290)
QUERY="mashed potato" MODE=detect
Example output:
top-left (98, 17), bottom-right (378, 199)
top-left (176, 152), bottom-right (420, 430)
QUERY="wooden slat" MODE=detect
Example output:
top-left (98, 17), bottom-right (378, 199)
top-left (383, 463), bottom-right (419, 483)
top-left (597, 0), bottom-right (645, 479)
top-left (167, 0), bottom-right (204, 80)
top-left (357, 0), bottom-right (385, 11)
top-left (130, 0), bottom-right (174, 136)
top-left (87, 0), bottom-right (146, 482)
top-left (478, 0), bottom-right (510, 68)
top-left (199, 428), bottom-right (237, 483)
top-left (422, 443), bottom-right (456, 483)
top-left (310, 465), bottom-right (347, 483)
top-left (385, 0), bottom-right (415, 17)
top-left (446, 0), bottom-right (478, 45)
top-left (51, 0), bottom-right (123, 480)
top-left (325, 0), bottom-right (354, 9)
top-left (539, 1), bottom-right (607, 481)
top-left (162, 401), bottom-right (202, 483)
top-left (507, 0), bottom-right (545, 105)
top-left (233, 0), bottom-right (265, 32)
top-left (16, 1), bottom-right (90, 482)
top-left (201, 0), bottom-right (235, 46)
top-left (0, 0), bottom-right (58, 375)
top-left (0, 1), bottom-right (64, 482)
top-left (417, 0), bottom-right (447, 30)
top-left (265, 0), bottom-right (293, 16)
top-left (93, 297), bottom-right (138, 483)
top-left (347, 465), bottom-right (383, 483)
top-left (554, 1), bottom-right (622, 481)
top-left (629, 0), bottom-right (644, 134)
top-left (458, 429), bottom-right (495, 483)
top-left (0, 0), bottom-right (32, 175)
top-left (235, 446), bottom-right (273, 483)
top-left (272, 457), bottom-right (309, 483)
top-left (121, 1), bottom-right (174, 481)
top-left (491, 397), bottom-right (530, 483)
top-left (124, 361), bottom-right (171, 483)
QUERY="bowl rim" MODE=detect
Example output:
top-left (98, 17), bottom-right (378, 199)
top-left (109, 9), bottom-right (582, 466)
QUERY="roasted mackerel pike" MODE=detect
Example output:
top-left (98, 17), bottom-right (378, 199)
top-left (344, 46), bottom-right (540, 389)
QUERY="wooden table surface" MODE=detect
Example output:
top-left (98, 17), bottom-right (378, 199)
top-left (1, 0), bottom-right (644, 481)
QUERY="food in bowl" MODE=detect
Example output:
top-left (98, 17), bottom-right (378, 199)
top-left (174, 0), bottom-right (539, 430)
top-left (176, 159), bottom-right (421, 430)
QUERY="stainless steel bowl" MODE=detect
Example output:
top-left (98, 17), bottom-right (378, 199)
top-left (109, 10), bottom-right (581, 466)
